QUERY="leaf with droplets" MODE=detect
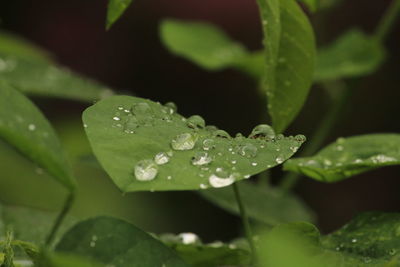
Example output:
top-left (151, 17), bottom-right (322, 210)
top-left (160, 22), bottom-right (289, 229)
top-left (56, 216), bottom-right (190, 267)
top-left (257, 0), bottom-right (316, 133)
top-left (106, 0), bottom-right (133, 30)
top-left (82, 95), bottom-right (305, 192)
top-left (160, 233), bottom-right (251, 267)
top-left (284, 134), bottom-right (400, 183)
top-left (0, 33), bottom-right (112, 103)
top-left (199, 181), bottom-right (315, 225)
top-left (0, 83), bottom-right (75, 190)
top-left (314, 29), bottom-right (385, 81)
top-left (160, 19), bottom-right (262, 79)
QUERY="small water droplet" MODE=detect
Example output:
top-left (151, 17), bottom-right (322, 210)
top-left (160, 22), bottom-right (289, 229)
top-left (171, 133), bottom-right (197, 150)
top-left (124, 116), bottom-right (139, 133)
top-left (389, 248), bottom-right (397, 256)
top-left (202, 139), bottom-right (215, 150)
top-left (132, 102), bottom-right (151, 114)
top-left (249, 124), bottom-right (275, 139)
top-left (167, 175), bottom-right (172, 180)
top-left (275, 157), bottom-right (284, 164)
top-left (200, 183), bottom-right (208, 189)
top-left (251, 162), bottom-right (258, 166)
top-left (289, 146), bottom-right (298, 153)
top-left (294, 135), bottom-right (306, 142)
top-left (178, 233), bottom-right (200, 245)
top-left (351, 238), bottom-right (357, 243)
top-left (209, 171), bottom-right (236, 188)
top-left (336, 145), bottom-right (344, 151)
top-left (214, 130), bottom-right (230, 138)
top-left (239, 143), bottom-right (258, 158)
top-left (134, 160), bottom-right (158, 181)
top-left (112, 116), bottom-right (121, 121)
top-left (163, 102), bottom-right (177, 114)
top-left (191, 152), bottom-right (212, 166)
top-left (154, 152), bottom-right (170, 165)
top-left (231, 160), bottom-right (237, 164)
top-left (28, 124), bottom-right (36, 131)
top-left (187, 115), bottom-right (205, 129)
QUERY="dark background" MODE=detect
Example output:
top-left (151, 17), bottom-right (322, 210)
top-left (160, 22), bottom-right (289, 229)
top-left (0, 0), bottom-right (399, 241)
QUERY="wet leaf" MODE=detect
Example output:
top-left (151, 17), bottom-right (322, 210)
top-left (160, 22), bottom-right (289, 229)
top-left (199, 181), bottom-right (315, 225)
top-left (106, 0), bottom-right (133, 30)
top-left (257, 0), bottom-right (316, 133)
top-left (284, 134), bottom-right (400, 182)
top-left (56, 216), bottom-right (189, 267)
top-left (315, 29), bottom-right (385, 81)
top-left (82, 95), bottom-right (305, 192)
top-left (0, 83), bottom-right (75, 190)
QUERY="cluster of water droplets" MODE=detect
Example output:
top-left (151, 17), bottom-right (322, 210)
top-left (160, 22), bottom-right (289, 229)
top-left (111, 102), bottom-right (304, 188)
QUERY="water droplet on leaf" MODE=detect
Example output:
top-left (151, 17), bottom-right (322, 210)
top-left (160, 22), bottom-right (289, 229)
top-left (134, 160), bottom-right (158, 181)
top-left (171, 133), bottom-right (197, 150)
top-left (154, 152), bottom-right (170, 165)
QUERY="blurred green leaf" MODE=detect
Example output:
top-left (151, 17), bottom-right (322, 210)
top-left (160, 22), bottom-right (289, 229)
top-left (160, 233), bottom-right (251, 267)
top-left (56, 216), bottom-right (189, 267)
top-left (36, 251), bottom-right (103, 267)
top-left (0, 203), bottom-right (77, 246)
top-left (106, 0), bottom-right (133, 30)
top-left (0, 51), bottom-right (112, 103)
top-left (284, 134), bottom-right (400, 183)
top-left (299, 0), bottom-right (319, 12)
top-left (83, 96), bottom-right (305, 192)
top-left (257, 0), bottom-right (316, 133)
top-left (0, 31), bottom-right (51, 63)
top-left (160, 19), bottom-right (262, 78)
top-left (199, 181), bottom-right (315, 225)
top-left (0, 84), bottom-right (75, 190)
top-left (315, 29), bottom-right (385, 81)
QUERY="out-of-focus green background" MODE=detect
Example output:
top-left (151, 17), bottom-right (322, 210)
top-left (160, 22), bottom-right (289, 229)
top-left (0, 0), bottom-right (399, 241)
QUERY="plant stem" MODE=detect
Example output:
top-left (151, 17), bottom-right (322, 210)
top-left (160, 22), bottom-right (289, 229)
top-left (232, 183), bottom-right (256, 262)
top-left (45, 191), bottom-right (75, 247)
top-left (279, 84), bottom-right (353, 191)
top-left (374, 0), bottom-right (400, 43)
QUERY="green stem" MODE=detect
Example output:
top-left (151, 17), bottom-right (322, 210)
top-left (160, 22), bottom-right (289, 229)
top-left (279, 84), bottom-right (353, 191)
top-left (374, 0), bottom-right (400, 43)
top-left (45, 191), bottom-right (75, 247)
top-left (232, 183), bottom-right (256, 262)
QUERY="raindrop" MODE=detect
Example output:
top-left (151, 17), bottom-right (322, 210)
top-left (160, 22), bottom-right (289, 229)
top-left (171, 133), bottom-right (197, 150)
top-left (112, 116), bottom-right (121, 121)
top-left (209, 172), bottom-right (236, 188)
top-left (83, 123), bottom-right (88, 128)
top-left (163, 102), bottom-right (177, 114)
top-left (351, 238), bottom-right (357, 243)
top-left (294, 135), bottom-right (306, 142)
top-left (289, 146), bottom-right (298, 153)
top-left (154, 152), bottom-right (170, 165)
top-left (187, 115), bottom-right (205, 129)
top-left (134, 160), bottom-right (158, 181)
top-left (231, 160), bottom-right (237, 164)
top-left (213, 130), bottom-right (230, 138)
top-left (275, 157), bottom-right (284, 164)
top-left (28, 124), bottom-right (36, 131)
top-left (167, 176), bottom-right (172, 180)
top-left (202, 139), bottom-right (215, 151)
top-left (389, 248), bottom-right (397, 256)
top-left (200, 183), bottom-right (208, 189)
top-left (238, 143), bottom-right (258, 158)
top-left (249, 124), bottom-right (275, 139)
top-left (251, 162), bottom-right (258, 166)
top-left (191, 152), bottom-right (212, 166)
top-left (178, 233), bottom-right (200, 245)
top-left (124, 117), bottom-right (139, 133)
top-left (132, 102), bottom-right (151, 114)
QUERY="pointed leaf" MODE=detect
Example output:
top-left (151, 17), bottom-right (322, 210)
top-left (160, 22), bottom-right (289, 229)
top-left (314, 29), bottom-right (385, 81)
top-left (82, 95), bottom-right (306, 192)
top-left (56, 216), bottom-right (189, 267)
top-left (284, 134), bottom-right (400, 183)
top-left (257, 0), bottom-right (316, 133)
top-left (160, 19), bottom-right (261, 78)
top-left (199, 181), bottom-right (315, 225)
top-left (0, 84), bottom-right (75, 190)
top-left (106, 0), bottom-right (133, 30)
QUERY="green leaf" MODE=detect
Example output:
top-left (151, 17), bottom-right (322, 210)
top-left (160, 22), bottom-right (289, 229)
top-left (284, 134), bottom-right (400, 183)
top-left (160, 19), bottom-right (260, 77)
top-left (36, 251), bottom-right (103, 267)
top-left (0, 51), bottom-right (112, 103)
top-left (0, 84), bottom-right (75, 190)
top-left (56, 216), bottom-right (190, 267)
top-left (257, 0), bottom-right (316, 133)
top-left (106, 0), bottom-right (133, 30)
top-left (314, 29), bottom-right (385, 81)
top-left (0, 31), bottom-right (51, 63)
top-left (0, 203), bottom-right (77, 246)
top-left (199, 181), bottom-right (315, 225)
top-left (160, 233), bottom-right (251, 267)
top-left (299, 0), bottom-right (319, 12)
top-left (322, 212), bottom-right (400, 264)
top-left (82, 95), bottom-right (306, 192)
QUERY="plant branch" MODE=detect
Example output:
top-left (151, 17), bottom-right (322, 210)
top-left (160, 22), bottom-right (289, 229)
top-left (45, 191), bottom-right (75, 247)
top-left (374, 0), bottom-right (400, 43)
top-left (232, 182), bottom-right (256, 262)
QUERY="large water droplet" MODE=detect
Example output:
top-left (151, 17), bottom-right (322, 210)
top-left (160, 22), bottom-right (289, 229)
top-left (154, 152), bottom-right (170, 165)
top-left (202, 139), bottom-right (215, 151)
top-left (132, 102), bottom-right (151, 114)
top-left (124, 116), bottom-right (139, 133)
top-left (171, 133), bottom-right (197, 150)
top-left (191, 152), bottom-right (212, 166)
top-left (187, 115), bottom-right (205, 129)
top-left (249, 124), bottom-right (275, 139)
top-left (134, 160), bottom-right (158, 181)
top-left (238, 143), bottom-right (258, 158)
top-left (209, 174), bottom-right (235, 188)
